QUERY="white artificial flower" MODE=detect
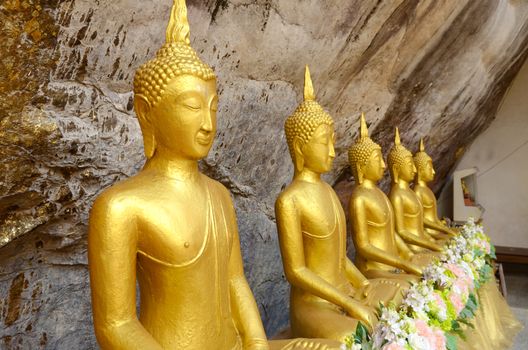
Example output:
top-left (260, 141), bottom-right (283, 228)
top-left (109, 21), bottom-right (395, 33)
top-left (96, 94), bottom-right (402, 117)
top-left (408, 333), bottom-right (431, 350)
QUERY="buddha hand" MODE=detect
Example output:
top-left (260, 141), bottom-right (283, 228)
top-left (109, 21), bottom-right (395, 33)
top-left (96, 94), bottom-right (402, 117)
top-left (345, 302), bottom-right (377, 331)
top-left (247, 339), bottom-right (270, 350)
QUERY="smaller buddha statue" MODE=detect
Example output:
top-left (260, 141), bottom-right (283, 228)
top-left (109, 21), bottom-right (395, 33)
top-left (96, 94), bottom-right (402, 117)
top-left (413, 139), bottom-right (457, 239)
top-left (348, 114), bottom-right (422, 281)
top-left (275, 66), bottom-right (404, 342)
top-left (387, 128), bottom-right (443, 256)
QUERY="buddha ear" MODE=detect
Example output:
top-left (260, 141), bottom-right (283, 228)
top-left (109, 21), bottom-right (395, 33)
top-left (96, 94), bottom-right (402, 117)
top-left (355, 164), bottom-right (364, 185)
top-left (357, 170), bottom-right (364, 185)
top-left (134, 95), bottom-right (156, 159)
top-left (392, 164), bottom-right (399, 183)
top-left (293, 136), bottom-right (304, 172)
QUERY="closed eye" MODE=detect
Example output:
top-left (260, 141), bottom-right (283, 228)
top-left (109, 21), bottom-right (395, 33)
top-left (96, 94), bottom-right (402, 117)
top-left (184, 103), bottom-right (201, 110)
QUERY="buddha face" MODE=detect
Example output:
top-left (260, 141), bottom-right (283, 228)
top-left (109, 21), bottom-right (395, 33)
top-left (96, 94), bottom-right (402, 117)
top-left (300, 124), bottom-right (335, 174)
top-left (418, 158), bottom-right (435, 182)
top-left (145, 74), bottom-right (218, 160)
top-left (397, 155), bottom-right (416, 182)
top-left (362, 149), bottom-right (385, 182)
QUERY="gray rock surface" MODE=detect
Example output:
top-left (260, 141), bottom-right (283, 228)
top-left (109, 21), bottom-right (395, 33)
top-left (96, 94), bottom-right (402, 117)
top-left (1, 0), bottom-right (528, 348)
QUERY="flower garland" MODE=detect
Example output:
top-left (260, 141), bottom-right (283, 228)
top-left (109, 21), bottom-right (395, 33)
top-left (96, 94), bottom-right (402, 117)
top-left (342, 218), bottom-right (496, 350)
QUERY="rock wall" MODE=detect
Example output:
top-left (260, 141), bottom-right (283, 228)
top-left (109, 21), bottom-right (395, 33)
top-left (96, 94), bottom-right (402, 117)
top-left (1, 0), bottom-right (528, 348)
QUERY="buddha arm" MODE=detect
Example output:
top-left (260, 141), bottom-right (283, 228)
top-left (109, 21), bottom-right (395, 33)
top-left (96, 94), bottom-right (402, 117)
top-left (350, 199), bottom-right (421, 275)
top-left (415, 191), bottom-right (455, 237)
top-left (394, 234), bottom-right (414, 260)
top-left (275, 197), bottom-right (375, 328)
top-left (344, 257), bottom-right (369, 288)
top-left (224, 195), bottom-right (268, 350)
top-left (88, 195), bottom-right (163, 350)
top-left (391, 195), bottom-right (442, 252)
top-left (423, 218), bottom-right (455, 237)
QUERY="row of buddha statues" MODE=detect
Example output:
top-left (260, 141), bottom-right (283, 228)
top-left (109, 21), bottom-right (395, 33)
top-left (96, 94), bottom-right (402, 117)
top-left (275, 66), bottom-right (452, 342)
top-left (87, 1), bottom-right (518, 349)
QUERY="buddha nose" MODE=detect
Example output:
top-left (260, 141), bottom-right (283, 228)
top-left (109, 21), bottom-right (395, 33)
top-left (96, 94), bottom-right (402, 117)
top-left (381, 159), bottom-right (386, 169)
top-left (201, 110), bottom-right (214, 132)
top-left (329, 143), bottom-right (335, 158)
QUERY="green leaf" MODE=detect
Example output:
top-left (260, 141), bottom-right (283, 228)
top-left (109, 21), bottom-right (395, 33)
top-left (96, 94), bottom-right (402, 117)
top-left (355, 321), bottom-right (369, 343)
top-left (446, 333), bottom-right (458, 350)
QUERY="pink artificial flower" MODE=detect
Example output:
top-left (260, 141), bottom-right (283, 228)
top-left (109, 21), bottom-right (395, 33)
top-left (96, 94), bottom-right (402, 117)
top-left (433, 292), bottom-right (446, 307)
top-left (453, 280), bottom-right (469, 298)
top-left (449, 292), bottom-right (465, 315)
top-left (414, 319), bottom-right (447, 350)
top-left (434, 329), bottom-right (447, 350)
top-left (383, 342), bottom-right (405, 350)
top-left (446, 264), bottom-right (465, 278)
top-left (415, 319), bottom-right (431, 335)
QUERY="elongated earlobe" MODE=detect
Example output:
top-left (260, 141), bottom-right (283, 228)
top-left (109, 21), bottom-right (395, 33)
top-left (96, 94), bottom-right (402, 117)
top-left (293, 137), bottom-right (305, 172)
top-left (134, 95), bottom-right (156, 159)
top-left (355, 163), bottom-right (364, 185)
top-left (392, 164), bottom-right (399, 183)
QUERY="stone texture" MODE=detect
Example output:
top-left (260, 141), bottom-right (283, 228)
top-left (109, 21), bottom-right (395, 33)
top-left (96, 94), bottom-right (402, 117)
top-left (1, 0), bottom-right (528, 348)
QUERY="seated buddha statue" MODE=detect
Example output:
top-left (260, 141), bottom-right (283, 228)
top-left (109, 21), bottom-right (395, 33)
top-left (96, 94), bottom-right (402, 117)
top-left (413, 139), bottom-right (456, 239)
top-left (347, 114), bottom-right (422, 281)
top-left (387, 128), bottom-right (443, 260)
top-left (274, 67), bottom-right (405, 342)
top-left (88, 1), bottom-right (340, 349)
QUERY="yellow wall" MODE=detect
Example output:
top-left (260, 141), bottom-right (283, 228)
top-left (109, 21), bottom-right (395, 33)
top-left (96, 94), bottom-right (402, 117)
top-left (452, 60), bottom-right (528, 248)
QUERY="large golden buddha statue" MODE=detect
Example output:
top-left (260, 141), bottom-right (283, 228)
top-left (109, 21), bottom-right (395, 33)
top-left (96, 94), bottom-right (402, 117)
top-left (347, 114), bottom-right (422, 281)
top-left (413, 139), bottom-right (456, 239)
top-left (387, 128), bottom-right (443, 254)
top-left (275, 67), bottom-right (404, 341)
top-left (88, 1), bottom-right (340, 349)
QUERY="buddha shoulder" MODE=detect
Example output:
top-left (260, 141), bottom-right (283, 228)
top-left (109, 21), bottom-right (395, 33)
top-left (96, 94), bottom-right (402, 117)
top-left (90, 175), bottom-right (150, 221)
top-left (389, 185), bottom-right (407, 198)
top-left (277, 180), bottom-right (325, 205)
top-left (350, 185), bottom-right (380, 201)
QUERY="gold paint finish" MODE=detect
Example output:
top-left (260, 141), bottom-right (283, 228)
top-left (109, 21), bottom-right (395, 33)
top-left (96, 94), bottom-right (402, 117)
top-left (388, 128), bottom-right (442, 254)
top-left (275, 67), bottom-right (403, 341)
top-left (413, 139), bottom-right (456, 239)
top-left (347, 114), bottom-right (421, 281)
top-left (88, 1), bottom-right (340, 349)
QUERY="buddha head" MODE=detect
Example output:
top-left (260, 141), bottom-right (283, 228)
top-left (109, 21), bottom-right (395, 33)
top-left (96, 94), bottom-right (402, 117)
top-left (133, 0), bottom-right (217, 161)
top-left (414, 138), bottom-right (435, 183)
top-left (387, 128), bottom-right (416, 183)
top-left (347, 113), bottom-right (385, 184)
top-left (285, 66), bottom-right (335, 174)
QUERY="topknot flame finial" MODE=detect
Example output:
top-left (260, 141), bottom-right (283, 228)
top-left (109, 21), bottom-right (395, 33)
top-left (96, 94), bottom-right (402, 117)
top-left (166, 0), bottom-right (191, 44)
top-left (304, 65), bottom-right (315, 102)
top-left (360, 112), bottom-right (369, 139)
top-left (419, 138), bottom-right (425, 152)
top-left (395, 127), bottom-right (401, 146)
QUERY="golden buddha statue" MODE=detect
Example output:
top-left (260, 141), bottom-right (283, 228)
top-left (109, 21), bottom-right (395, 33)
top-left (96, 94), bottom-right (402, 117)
top-left (275, 67), bottom-right (404, 342)
top-left (347, 114), bottom-right (422, 281)
top-left (387, 128), bottom-right (443, 255)
top-left (88, 1), bottom-right (340, 349)
top-left (413, 139), bottom-right (456, 239)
